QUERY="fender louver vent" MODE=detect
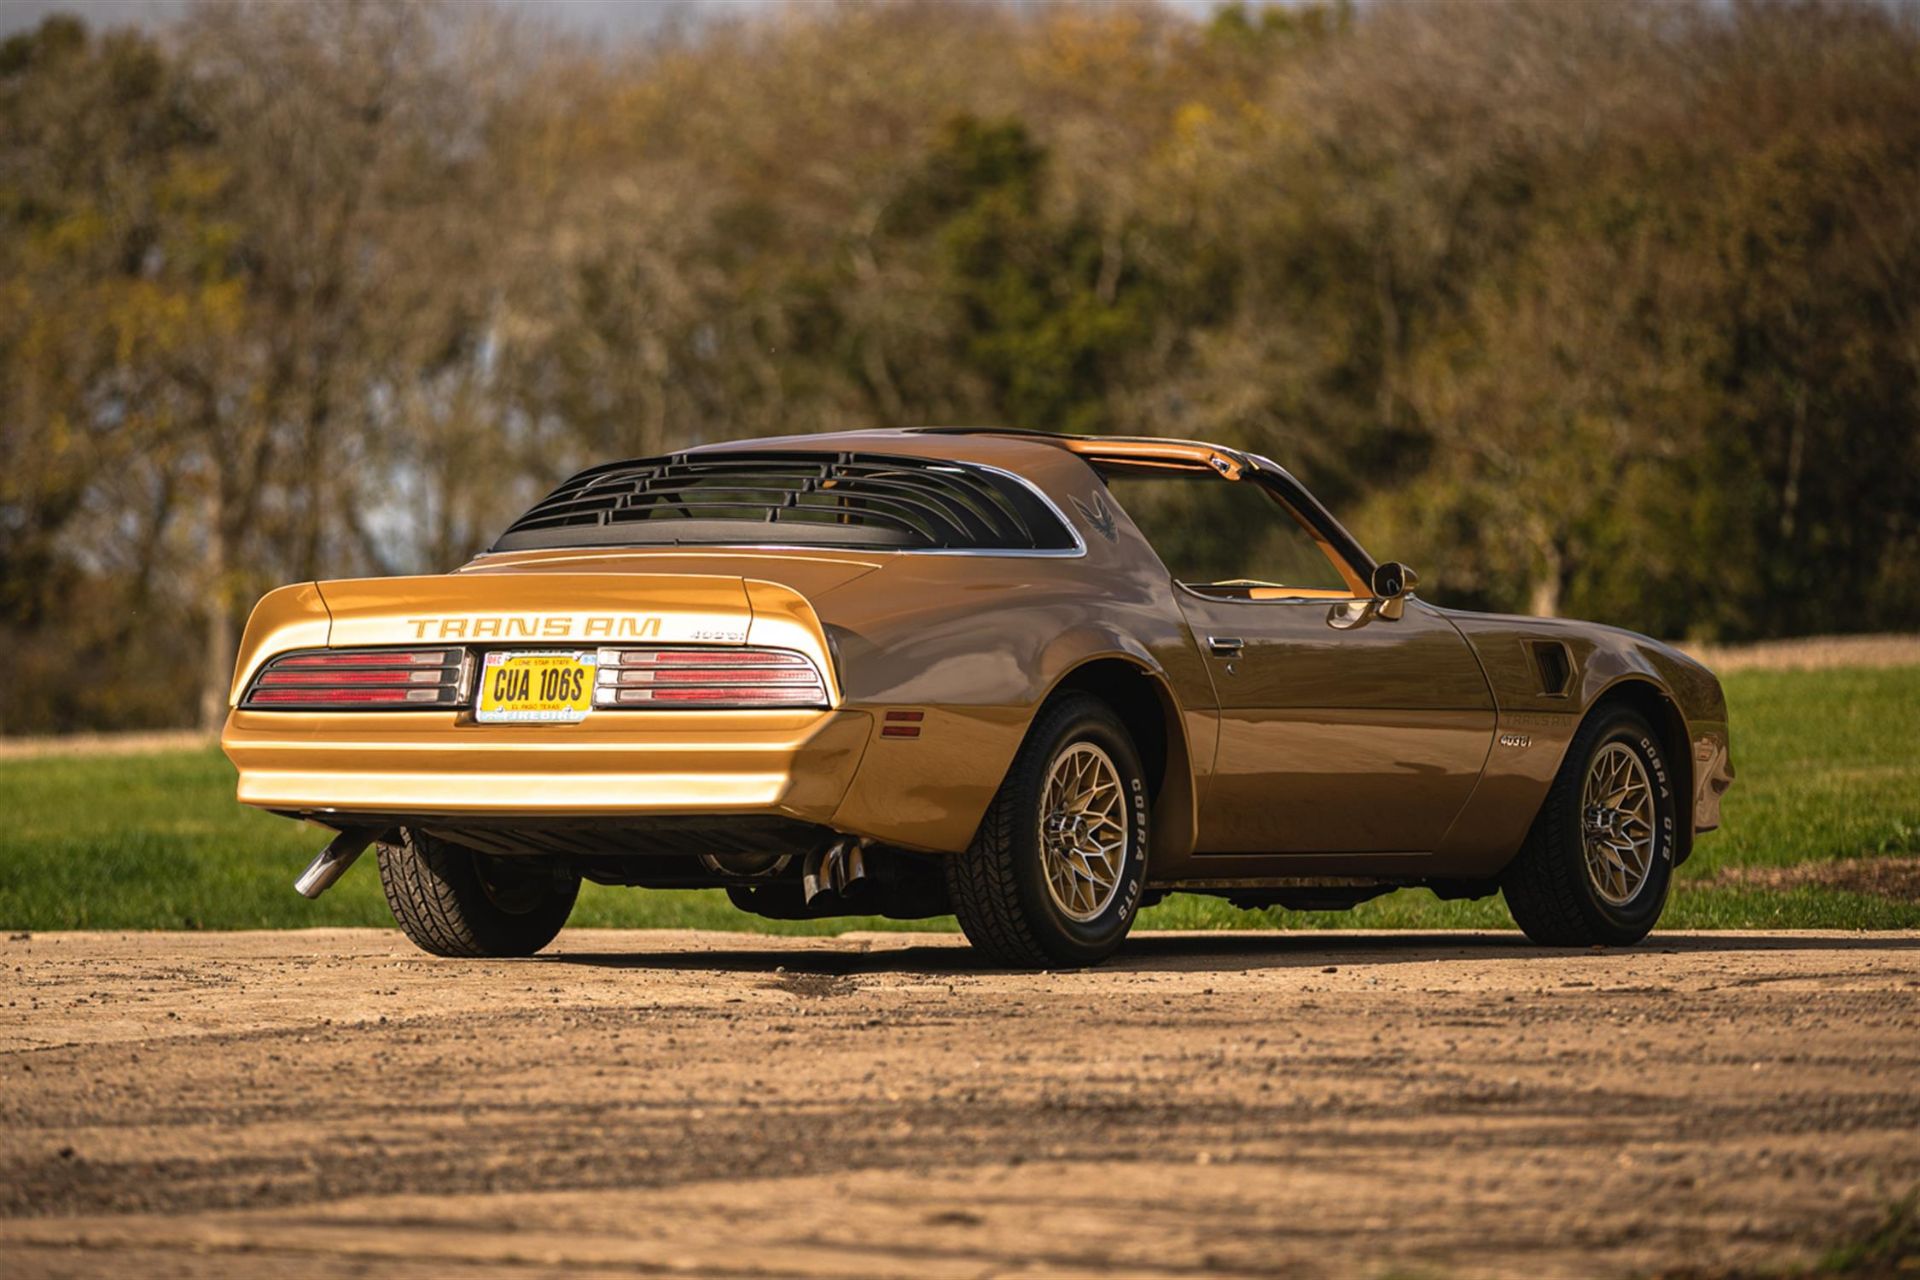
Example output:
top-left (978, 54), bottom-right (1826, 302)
top-left (1529, 641), bottom-right (1573, 697)
top-left (493, 451), bottom-right (1077, 553)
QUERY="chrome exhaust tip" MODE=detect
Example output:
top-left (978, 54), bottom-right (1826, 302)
top-left (802, 836), bottom-right (869, 904)
top-left (294, 828), bottom-right (380, 899)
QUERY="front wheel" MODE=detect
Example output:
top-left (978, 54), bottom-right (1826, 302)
top-left (1502, 705), bottom-right (1678, 946)
top-left (377, 829), bottom-right (579, 958)
top-left (946, 694), bottom-right (1150, 968)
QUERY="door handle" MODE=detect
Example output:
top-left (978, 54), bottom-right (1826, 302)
top-left (1207, 636), bottom-right (1244, 658)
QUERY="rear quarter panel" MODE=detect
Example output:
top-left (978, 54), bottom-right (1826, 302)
top-left (808, 444), bottom-right (1217, 860)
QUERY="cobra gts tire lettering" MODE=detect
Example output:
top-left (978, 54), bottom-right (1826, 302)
top-left (1641, 734), bottom-right (1677, 864)
top-left (1117, 777), bottom-right (1149, 921)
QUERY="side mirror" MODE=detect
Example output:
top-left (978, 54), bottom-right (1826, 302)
top-left (1372, 562), bottom-right (1418, 620)
top-left (1371, 562), bottom-right (1418, 601)
top-left (1330, 562), bottom-right (1420, 629)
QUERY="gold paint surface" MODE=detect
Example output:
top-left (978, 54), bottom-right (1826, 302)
top-left (223, 709), bottom-right (872, 819)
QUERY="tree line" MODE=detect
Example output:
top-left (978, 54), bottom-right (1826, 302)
top-left (2, 0), bottom-right (1916, 733)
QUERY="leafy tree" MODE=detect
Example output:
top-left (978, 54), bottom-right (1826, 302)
top-left (2, 0), bottom-right (1917, 731)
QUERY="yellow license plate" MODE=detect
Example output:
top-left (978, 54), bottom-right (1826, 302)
top-left (475, 651), bottom-right (597, 724)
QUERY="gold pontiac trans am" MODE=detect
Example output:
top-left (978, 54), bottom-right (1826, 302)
top-left (223, 429), bottom-right (1734, 967)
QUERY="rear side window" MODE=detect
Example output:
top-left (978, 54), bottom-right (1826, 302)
top-left (1100, 470), bottom-right (1358, 597)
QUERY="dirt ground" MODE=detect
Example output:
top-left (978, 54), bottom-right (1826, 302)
top-left (1703, 854), bottom-right (1920, 900)
top-left (2, 929), bottom-right (1918, 1279)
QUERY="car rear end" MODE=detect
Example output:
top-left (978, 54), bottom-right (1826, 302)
top-left (222, 570), bottom-right (870, 826)
top-left (220, 441), bottom-right (1088, 956)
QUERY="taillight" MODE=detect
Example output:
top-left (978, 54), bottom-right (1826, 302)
top-left (243, 649), bottom-right (465, 710)
top-left (593, 647), bottom-right (828, 709)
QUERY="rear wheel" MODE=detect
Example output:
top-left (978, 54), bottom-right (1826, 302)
top-left (946, 694), bottom-right (1150, 968)
top-left (377, 829), bottom-right (579, 957)
top-left (1502, 705), bottom-right (1678, 946)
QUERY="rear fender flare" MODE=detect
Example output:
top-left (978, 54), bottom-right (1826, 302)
top-left (827, 627), bottom-right (1197, 858)
top-left (1032, 636), bottom-right (1199, 866)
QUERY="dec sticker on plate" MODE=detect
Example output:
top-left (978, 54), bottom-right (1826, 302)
top-left (475, 651), bottom-right (597, 724)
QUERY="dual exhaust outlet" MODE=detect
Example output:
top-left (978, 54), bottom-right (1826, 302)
top-left (293, 828), bottom-right (872, 903)
top-left (802, 836), bottom-right (870, 904)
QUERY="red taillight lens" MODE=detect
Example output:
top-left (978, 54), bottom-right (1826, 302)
top-left (271, 650), bottom-right (452, 668)
top-left (242, 649), bottom-right (464, 711)
top-left (255, 669), bottom-right (446, 686)
top-left (593, 647), bottom-right (828, 709)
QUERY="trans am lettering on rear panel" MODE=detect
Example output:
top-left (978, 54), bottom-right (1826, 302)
top-left (404, 616), bottom-right (665, 641)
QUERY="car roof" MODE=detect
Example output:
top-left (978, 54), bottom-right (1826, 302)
top-left (681, 426), bottom-right (1263, 478)
top-left (546, 427), bottom-right (1373, 580)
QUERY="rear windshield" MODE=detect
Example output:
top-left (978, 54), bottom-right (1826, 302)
top-left (492, 451), bottom-right (1077, 553)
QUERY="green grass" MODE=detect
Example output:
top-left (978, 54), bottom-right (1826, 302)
top-left (1817, 1187), bottom-right (1920, 1275)
top-left (1, 665), bottom-right (1915, 932)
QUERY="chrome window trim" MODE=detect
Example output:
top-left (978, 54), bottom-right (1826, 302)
top-left (474, 542), bottom-right (1085, 561)
top-left (1171, 581), bottom-right (1367, 608)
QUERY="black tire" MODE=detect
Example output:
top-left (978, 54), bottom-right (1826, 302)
top-left (945, 693), bottom-right (1151, 968)
top-left (1502, 705), bottom-right (1679, 946)
top-left (376, 829), bottom-right (579, 958)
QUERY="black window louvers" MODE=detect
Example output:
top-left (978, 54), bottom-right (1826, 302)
top-left (491, 451), bottom-right (1076, 554)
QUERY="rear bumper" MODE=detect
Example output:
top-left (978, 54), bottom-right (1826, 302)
top-left (221, 708), bottom-right (873, 821)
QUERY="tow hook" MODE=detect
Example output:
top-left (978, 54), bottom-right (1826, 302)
top-left (802, 837), bottom-right (869, 904)
top-left (294, 827), bottom-right (382, 899)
